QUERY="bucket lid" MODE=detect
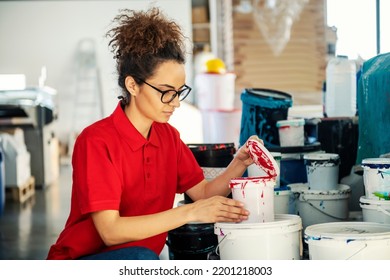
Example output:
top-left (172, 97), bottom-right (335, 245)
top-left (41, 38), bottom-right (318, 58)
top-left (276, 118), bottom-right (305, 127)
top-left (288, 183), bottom-right (351, 195)
top-left (362, 158), bottom-right (390, 167)
top-left (305, 222), bottom-right (390, 241)
top-left (246, 138), bottom-right (279, 178)
top-left (360, 196), bottom-right (390, 205)
top-left (215, 214), bottom-right (301, 234)
top-left (244, 88), bottom-right (292, 100)
top-left (303, 153), bottom-right (340, 161)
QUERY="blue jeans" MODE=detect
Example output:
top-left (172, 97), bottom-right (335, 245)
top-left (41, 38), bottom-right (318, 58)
top-left (78, 246), bottom-right (160, 260)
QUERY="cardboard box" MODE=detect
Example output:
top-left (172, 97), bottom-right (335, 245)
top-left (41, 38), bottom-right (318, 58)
top-left (192, 6), bottom-right (209, 23)
top-left (193, 27), bottom-right (210, 43)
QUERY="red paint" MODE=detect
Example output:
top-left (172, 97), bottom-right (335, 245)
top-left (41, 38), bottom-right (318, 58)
top-left (246, 140), bottom-right (278, 178)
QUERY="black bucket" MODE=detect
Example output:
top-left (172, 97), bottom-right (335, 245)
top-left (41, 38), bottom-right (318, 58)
top-left (185, 143), bottom-right (236, 203)
top-left (167, 222), bottom-right (217, 260)
top-left (187, 143), bottom-right (236, 167)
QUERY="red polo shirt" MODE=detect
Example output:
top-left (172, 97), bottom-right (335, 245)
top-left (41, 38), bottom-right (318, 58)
top-left (47, 102), bottom-right (204, 259)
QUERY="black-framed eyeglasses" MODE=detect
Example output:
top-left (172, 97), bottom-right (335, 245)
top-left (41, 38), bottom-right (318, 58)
top-left (139, 79), bottom-right (191, 104)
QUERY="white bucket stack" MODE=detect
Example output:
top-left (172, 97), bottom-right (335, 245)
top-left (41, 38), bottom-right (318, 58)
top-left (215, 138), bottom-right (302, 260)
top-left (289, 153), bottom-right (351, 230)
top-left (360, 158), bottom-right (390, 224)
top-left (289, 183), bottom-right (351, 230)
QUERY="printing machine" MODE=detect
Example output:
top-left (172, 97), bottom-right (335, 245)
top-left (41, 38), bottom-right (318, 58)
top-left (0, 86), bottom-right (59, 188)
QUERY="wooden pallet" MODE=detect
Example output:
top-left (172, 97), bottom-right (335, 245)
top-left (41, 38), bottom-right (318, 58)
top-left (6, 176), bottom-right (35, 203)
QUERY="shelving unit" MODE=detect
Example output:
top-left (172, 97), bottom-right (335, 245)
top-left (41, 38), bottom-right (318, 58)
top-left (192, 0), bottom-right (234, 71)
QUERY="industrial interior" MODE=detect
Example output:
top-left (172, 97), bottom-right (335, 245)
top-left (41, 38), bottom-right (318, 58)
top-left (0, 0), bottom-right (389, 260)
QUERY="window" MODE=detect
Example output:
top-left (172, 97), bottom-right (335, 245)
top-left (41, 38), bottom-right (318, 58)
top-left (327, 0), bottom-right (389, 60)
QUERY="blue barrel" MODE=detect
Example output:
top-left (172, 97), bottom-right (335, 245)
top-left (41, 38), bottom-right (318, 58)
top-left (239, 88), bottom-right (293, 148)
top-left (357, 52), bottom-right (390, 163)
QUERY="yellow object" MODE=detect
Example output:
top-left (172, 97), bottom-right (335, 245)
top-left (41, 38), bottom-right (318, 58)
top-left (205, 58), bottom-right (226, 74)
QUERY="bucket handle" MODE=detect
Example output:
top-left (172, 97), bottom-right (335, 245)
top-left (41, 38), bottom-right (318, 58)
top-left (376, 205), bottom-right (390, 217)
top-left (346, 243), bottom-right (368, 260)
top-left (301, 196), bottom-right (348, 221)
top-left (214, 232), bottom-right (230, 257)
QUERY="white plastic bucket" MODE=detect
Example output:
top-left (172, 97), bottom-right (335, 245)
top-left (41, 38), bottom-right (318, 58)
top-left (201, 109), bottom-right (241, 149)
top-left (215, 214), bottom-right (302, 260)
top-left (274, 186), bottom-right (291, 214)
top-left (304, 222), bottom-right (390, 259)
top-left (288, 183), bottom-right (351, 230)
top-left (195, 72), bottom-right (236, 110)
top-left (304, 153), bottom-right (340, 191)
top-left (276, 119), bottom-right (305, 147)
top-left (362, 158), bottom-right (390, 199)
top-left (360, 196), bottom-right (390, 224)
top-left (230, 176), bottom-right (275, 223)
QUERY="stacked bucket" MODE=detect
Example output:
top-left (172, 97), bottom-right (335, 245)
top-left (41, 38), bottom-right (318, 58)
top-left (359, 158), bottom-right (390, 224)
top-left (214, 138), bottom-right (303, 260)
top-left (289, 153), bottom-right (351, 231)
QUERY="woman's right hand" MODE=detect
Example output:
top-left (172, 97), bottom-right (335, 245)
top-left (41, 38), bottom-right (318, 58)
top-left (186, 196), bottom-right (249, 223)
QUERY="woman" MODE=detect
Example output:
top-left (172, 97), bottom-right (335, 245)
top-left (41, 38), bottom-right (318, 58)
top-left (47, 7), bottom-right (256, 260)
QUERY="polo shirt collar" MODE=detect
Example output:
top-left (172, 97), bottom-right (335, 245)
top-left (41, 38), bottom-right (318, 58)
top-left (112, 102), bottom-right (160, 151)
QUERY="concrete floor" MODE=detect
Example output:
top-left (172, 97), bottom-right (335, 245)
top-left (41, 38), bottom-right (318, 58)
top-left (0, 163), bottom-right (72, 260)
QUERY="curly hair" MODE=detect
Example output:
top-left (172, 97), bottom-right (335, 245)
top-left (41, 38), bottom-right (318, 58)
top-left (106, 7), bottom-right (188, 105)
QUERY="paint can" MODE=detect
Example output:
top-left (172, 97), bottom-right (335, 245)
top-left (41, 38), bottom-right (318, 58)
top-left (304, 153), bottom-right (340, 191)
top-left (230, 176), bottom-right (275, 223)
top-left (288, 183), bottom-right (351, 230)
top-left (361, 158), bottom-right (390, 200)
top-left (360, 196), bottom-right (390, 224)
top-left (269, 143), bottom-right (322, 186)
top-left (274, 186), bottom-right (291, 214)
top-left (195, 72), bottom-right (236, 110)
top-left (304, 222), bottom-right (390, 259)
top-left (186, 143), bottom-right (236, 203)
top-left (239, 88), bottom-right (292, 148)
top-left (276, 118), bottom-right (305, 147)
top-left (167, 221), bottom-right (218, 260)
top-left (201, 109), bottom-right (241, 149)
top-left (214, 214), bottom-right (302, 260)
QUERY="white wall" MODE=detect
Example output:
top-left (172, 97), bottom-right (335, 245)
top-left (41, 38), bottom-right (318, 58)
top-left (0, 0), bottom-right (193, 143)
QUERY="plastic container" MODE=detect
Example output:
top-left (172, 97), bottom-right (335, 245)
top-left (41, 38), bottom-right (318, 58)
top-left (274, 186), bottom-right (291, 214)
top-left (186, 143), bottom-right (236, 203)
top-left (230, 176), bottom-right (275, 223)
top-left (239, 88), bottom-right (292, 148)
top-left (304, 222), bottom-right (390, 260)
top-left (247, 151), bottom-right (281, 187)
top-left (304, 153), bottom-right (340, 191)
top-left (201, 109), bottom-right (241, 148)
top-left (360, 196), bottom-right (390, 224)
top-left (167, 222), bottom-right (218, 260)
top-left (195, 72), bottom-right (236, 110)
top-left (361, 158), bottom-right (390, 199)
top-left (276, 119), bottom-right (305, 147)
top-left (325, 55), bottom-right (357, 117)
top-left (214, 214), bottom-right (302, 260)
top-left (288, 183), bottom-right (351, 230)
